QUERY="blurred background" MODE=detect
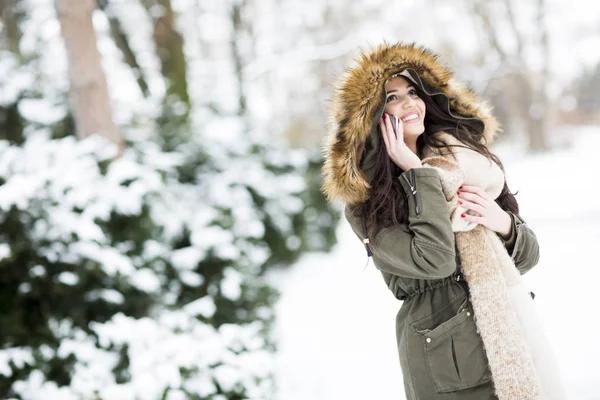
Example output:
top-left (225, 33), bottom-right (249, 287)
top-left (0, 0), bottom-right (598, 399)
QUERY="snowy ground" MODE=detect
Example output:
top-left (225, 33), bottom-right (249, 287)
top-left (270, 127), bottom-right (600, 400)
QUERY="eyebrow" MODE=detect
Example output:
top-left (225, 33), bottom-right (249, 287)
top-left (386, 84), bottom-right (415, 95)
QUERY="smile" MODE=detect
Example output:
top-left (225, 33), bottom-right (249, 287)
top-left (401, 113), bottom-right (420, 123)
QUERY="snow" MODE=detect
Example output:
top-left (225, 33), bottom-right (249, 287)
top-left (0, 243), bottom-right (11, 260)
top-left (17, 98), bottom-right (67, 125)
top-left (130, 268), bottom-right (162, 293)
top-left (170, 246), bottom-right (205, 270)
top-left (272, 127), bottom-right (600, 400)
top-left (85, 289), bottom-right (125, 305)
top-left (57, 272), bottom-right (79, 286)
top-left (0, 349), bottom-right (34, 377)
top-left (3, 0), bottom-right (600, 398)
top-left (4, 309), bottom-right (275, 399)
top-left (0, 111), bottom-right (317, 398)
top-left (0, 130), bottom-right (285, 399)
top-left (221, 267), bottom-right (244, 301)
top-left (177, 270), bottom-right (203, 287)
top-left (13, 371), bottom-right (79, 400)
top-left (29, 265), bottom-right (47, 277)
top-left (183, 297), bottom-right (216, 318)
top-left (270, 222), bottom-right (403, 399)
top-left (0, 55), bottom-right (35, 106)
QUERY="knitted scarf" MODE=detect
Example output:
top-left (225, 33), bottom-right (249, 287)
top-left (422, 132), bottom-right (564, 400)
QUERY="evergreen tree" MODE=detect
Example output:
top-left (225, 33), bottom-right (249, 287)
top-left (0, 0), bottom-right (338, 398)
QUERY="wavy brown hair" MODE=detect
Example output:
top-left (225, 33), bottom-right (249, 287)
top-left (352, 84), bottom-right (519, 240)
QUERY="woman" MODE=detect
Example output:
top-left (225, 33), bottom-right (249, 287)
top-left (322, 43), bottom-right (558, 399)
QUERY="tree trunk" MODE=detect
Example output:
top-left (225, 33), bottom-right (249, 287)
top-left (510, 72), bottom-right (548, 151)
top-left (141, 0), bottom-right (189, 108)
top-left (140, 0), bottom-right (190, 150)
top-left (55, 0), bottom-right (122, 148)
top-left (97, 0), bottom-right (150, 98)
top-left (468, 0), bottom-right (550, 152)
top-left (529, 0), bottom-right (550, 152)
top-left (230, 1), bottom-right (247, 117)
top-left (0, 0), bottom-right (24, 55)
top-left (526, 110), bottom-right (548, 151)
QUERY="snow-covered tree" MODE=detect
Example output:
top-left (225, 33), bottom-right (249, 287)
top-left (0, 0), bottom-right (338, 398)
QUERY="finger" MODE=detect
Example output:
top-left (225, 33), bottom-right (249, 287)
top-left (459, 185), bottom-right (488, 199)
top-left (458, 199), bottom-right (486, 216)
top-left (460, 212), bottom-right (483, 224)
top-left (457, 191), bottom-right (485, 205)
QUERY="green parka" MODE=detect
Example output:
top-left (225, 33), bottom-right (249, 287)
top-left (322, 43), bottom-right (541, 399)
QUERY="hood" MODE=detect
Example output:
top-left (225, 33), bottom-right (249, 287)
top-left (321, 42), bottom-right (500, 205)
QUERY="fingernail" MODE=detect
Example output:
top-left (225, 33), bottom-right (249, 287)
top-left (458, 201), bottom-right (463, 205)
top-left (461, 213), bottom-right (465, 218)
top-left (459, 186), bottom-right (463, 189)
top-left (383, 113), bottom-right (387, 120)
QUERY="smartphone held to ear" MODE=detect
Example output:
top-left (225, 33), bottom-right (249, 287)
top-left (383, 113), bottom-right (400, 137)
top-left (390, 114), bottom-right (399, 138)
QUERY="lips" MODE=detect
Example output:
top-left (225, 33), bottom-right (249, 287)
top-left (401, 112), bottom-right (420, 123)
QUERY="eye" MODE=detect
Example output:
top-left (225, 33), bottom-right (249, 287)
top-left (386, 95), bottom-right (397, 103)
top-left (408, 88), bottom-right (418, 97)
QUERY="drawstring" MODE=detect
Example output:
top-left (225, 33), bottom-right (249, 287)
top-left (361, 217), bottom-right (372, 270)
top-left (361, 217), bottom-right (372, 256)
top-left (362, 238), bottom-right (373, 257)
top-left (362, 238), bottom-right (372, 271)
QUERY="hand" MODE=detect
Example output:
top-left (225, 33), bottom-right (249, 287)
top-left (379, 113), bottom-right (421, 170)
top-left (457, 185), bottom-right (513, 238)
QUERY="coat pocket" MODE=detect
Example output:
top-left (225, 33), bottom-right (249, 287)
top-left (411, 300), bottom-right (492, 393)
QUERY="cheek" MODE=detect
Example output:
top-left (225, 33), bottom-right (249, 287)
top-left (418, 99), bottom-right (426, 119)
top-left (384, 103), bottom-right (398, 115)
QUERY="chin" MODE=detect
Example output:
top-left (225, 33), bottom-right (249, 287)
top-left (404, 126), bottom-right (425, 138)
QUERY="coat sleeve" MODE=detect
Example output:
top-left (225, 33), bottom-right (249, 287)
top-left (345, 167), bottom-right (457, 280)
top-left (499, 212), bottom-right (540, 274)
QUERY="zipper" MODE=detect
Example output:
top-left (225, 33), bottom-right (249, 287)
top-left (400, 170), bottom-right (421, 216)
top-left (411, 169), bottom-right (420, 215)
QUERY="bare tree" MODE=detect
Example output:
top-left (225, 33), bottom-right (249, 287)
top-left (97, 0), bottom-right (150, 98)
top-left (531, 0), bottom-right (551, 151)
top-left (468, 0), bottom-right (551, 151)
top-left (0, 0), bottom-right (25, 55)
top-left (140, 0), bottom-right (190, 109)
top-left (230, 0), bottom-right (247, 118)
top-left (55, 0), bottom-right (123, 148)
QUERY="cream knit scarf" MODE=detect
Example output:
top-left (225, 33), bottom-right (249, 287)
top-left (422, 132), bottom-right (564, 400)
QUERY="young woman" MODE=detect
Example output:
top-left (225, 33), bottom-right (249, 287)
top-left (321, 43), bottom-right (556, 399)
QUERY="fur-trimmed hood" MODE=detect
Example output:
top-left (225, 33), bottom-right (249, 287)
top-left (321, 42), bottom-right (500, 205)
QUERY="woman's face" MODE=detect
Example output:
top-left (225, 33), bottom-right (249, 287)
top-left (384, 76), bottom-right (426, 140)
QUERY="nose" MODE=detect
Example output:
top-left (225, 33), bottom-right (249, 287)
top-left (402, 95), bottom-right (416, 109)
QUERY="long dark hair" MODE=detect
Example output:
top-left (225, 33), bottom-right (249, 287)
top-left (352, 84), bottom-right (519, 240)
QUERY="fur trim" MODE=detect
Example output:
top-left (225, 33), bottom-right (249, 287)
top-left (322, 42), bottom-right (501, 205)
top-left (488, 230), bottom-right (566, 400)
top-left (426, 133), bottom-right (564, 399)
top-left (423, 132), bottom-right (504, 232)
top-left (456, 227), bottom-right (541, 399)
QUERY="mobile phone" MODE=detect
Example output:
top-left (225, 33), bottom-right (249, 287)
top-left (390, 115), bottom-right (399, 138)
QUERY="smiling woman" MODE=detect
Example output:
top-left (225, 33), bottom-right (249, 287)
top-left (376, 76), bottom-right (426, 172)
top-left (384, 77), bottom-right (426, 147)
top-left (321, 42), bottom-right (564, 400)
